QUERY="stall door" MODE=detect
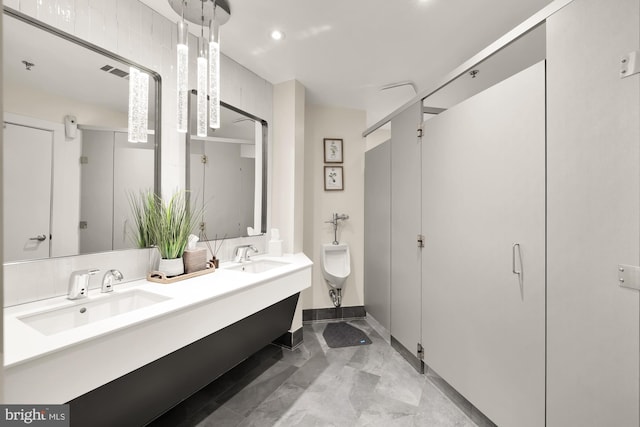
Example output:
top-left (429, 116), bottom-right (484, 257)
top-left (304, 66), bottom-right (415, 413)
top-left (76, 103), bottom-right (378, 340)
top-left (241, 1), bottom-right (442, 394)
top-left (3, 123), bottom-right (53, 262)
top-left (421, 61), bottom-right (546, 426)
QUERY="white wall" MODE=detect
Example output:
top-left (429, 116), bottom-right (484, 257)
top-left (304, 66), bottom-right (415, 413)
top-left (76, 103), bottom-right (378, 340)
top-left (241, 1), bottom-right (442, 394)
top-left (272, 80), bottom-right (306, 332)
top-left (4, 81), bottom-right (128, 129)
top-left (272, 80), bottom-right (305, 254)
top-left (303, 105), bottom-right (366, 309)
top-left (365, 127), bottom-right (390, 152)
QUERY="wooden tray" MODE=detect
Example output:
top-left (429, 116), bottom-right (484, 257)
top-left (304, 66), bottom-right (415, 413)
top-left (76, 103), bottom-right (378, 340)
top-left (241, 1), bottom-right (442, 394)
top-left (146, 263), bottom-right (215, 284)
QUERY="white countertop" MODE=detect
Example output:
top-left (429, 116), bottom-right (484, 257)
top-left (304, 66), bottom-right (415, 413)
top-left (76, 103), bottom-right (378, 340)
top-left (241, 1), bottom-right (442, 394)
top-left (4, 253), bottom-right (312, 369)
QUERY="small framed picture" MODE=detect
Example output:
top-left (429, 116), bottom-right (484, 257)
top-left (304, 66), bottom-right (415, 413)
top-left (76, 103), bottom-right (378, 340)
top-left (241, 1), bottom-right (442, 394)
top-left (324, 138), bottom-right (343, 163)
top-left (324, 166), bottom-right (344, 191)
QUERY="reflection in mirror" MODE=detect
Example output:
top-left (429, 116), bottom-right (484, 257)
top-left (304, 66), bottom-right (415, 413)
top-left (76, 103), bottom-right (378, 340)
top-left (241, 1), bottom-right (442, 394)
top-left (2, 8), bottom-right (160, 263)
top-left (186, 92), bottom-right (267, 240)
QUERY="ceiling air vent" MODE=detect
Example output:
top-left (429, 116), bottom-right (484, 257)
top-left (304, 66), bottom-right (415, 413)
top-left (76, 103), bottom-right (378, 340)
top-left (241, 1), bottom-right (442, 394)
top-left (100, 64), bottom-right (129, 79)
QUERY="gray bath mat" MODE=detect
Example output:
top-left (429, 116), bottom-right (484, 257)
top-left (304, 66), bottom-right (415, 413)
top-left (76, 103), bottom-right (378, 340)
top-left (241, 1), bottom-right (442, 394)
top-left (323, 322), bottom-right (372, 348)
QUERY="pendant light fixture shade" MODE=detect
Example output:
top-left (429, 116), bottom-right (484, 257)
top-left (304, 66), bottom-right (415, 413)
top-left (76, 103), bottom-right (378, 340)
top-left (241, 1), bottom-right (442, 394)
top-left (196, 1), bottom-right (208, 137)
top-left (197, 37), bottom-right (208, 137)
top-left (209, 18), bottom-right (221, 129)
top-left (168, 0), bottom-right (230, 134)
top-left (127, 67), bottom-right (149, 143)
top-left (176, 19), bottom-right (189, 133)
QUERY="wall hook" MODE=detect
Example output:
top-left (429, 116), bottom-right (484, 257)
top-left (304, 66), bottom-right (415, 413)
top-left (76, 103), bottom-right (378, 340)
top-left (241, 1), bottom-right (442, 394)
top-left (22, 60), bottom-right (35, 71)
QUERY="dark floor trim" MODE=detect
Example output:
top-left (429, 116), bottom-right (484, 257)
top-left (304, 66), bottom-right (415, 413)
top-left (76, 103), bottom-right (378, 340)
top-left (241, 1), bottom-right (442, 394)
top-left (390, 335), bottom-right (424, 374)
top-left (425, 367), bottom-right (497, 427)
top-left (303, 306), bottom-right (366, 322)
top-left (272, 326), bottom-right (304, 349)
top-left (67, 293), bottom-right (300, 427)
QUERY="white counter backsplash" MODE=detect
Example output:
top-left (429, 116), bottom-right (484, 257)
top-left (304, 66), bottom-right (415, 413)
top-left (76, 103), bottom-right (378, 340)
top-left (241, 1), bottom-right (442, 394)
top-left (3, 235), bottom-right (267, 307)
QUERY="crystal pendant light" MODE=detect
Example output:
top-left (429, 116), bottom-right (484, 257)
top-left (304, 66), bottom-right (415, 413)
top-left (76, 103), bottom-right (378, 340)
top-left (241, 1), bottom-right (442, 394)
top-left (209, 1), bottom-right (220, 129)
top-left (196, 3), bottom-right (208, 137)
top-left (127, 67), bottom-right (149, 143)
top-left (176, 15), bottom-right (189, 133)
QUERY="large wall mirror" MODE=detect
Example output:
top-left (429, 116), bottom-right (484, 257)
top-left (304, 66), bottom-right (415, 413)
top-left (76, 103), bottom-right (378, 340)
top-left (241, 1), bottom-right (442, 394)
top-left (2, 7), bottom-right (161, 263)
top-left (186, 91), bottom-right (267, 240)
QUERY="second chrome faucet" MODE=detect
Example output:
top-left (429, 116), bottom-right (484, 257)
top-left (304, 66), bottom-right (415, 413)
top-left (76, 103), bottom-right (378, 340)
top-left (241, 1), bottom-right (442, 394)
top-left (102, 269), bottom-right (124, 293)
top-left (234, 245), bottom-right (258, 263)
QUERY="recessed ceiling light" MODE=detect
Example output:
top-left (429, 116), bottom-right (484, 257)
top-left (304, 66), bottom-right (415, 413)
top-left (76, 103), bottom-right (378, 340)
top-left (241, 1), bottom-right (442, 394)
top-left (271, 30), bottom-right (285, 41)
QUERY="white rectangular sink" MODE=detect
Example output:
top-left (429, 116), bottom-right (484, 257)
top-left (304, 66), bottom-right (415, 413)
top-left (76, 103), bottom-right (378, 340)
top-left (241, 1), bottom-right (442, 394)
top-left (19, 289), bottom-right (170, 336)
top-left (226, 259), bottom-right (290, 274)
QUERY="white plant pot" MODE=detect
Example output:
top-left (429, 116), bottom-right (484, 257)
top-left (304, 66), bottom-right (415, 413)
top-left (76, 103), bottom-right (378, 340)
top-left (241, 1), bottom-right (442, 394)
top-left (158, 257), bottom-right (184, 277)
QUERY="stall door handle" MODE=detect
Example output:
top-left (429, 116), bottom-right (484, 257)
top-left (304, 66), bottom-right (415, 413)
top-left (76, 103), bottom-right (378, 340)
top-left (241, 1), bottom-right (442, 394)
top-left (512, 243), bottom-right (521, 276)
top-left (29, 234), bottom-right (46, 242)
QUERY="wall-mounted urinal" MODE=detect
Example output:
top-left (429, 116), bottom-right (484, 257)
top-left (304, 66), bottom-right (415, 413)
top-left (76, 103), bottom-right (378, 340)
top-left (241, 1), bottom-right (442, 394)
top-left (321, 243), bottom-right (350, 307)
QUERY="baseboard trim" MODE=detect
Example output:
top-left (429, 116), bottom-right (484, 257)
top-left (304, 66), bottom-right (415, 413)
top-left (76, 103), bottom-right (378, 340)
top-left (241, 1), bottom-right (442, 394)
top-left (272, 326), bottom-right (304, 349)
top-left (302, 306), bottom-right (366, 322)
top-left (390, 335), bottom-right (424, 374)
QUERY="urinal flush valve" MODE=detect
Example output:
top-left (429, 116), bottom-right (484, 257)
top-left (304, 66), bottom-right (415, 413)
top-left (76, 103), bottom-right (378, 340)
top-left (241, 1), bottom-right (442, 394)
top-left (325, 213), bottom-right (349, 245)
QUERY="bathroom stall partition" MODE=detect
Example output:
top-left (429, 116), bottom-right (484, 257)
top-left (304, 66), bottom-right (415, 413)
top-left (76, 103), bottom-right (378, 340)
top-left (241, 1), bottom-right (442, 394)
top-left (364, 141), bottom-right (391, 332)
top-left (421, 61), bottom-right (546, 427)
top-left (546, 0), bottom-right (640, 424)
top-left (364, 0), bottom-right (640, 424)
top-left (390, 102), bottom-right (425, 371)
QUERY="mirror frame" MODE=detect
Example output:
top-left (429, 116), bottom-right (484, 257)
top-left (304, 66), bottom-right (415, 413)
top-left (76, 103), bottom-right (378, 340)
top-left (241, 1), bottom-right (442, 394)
top-left (185, 91), bottom-right (268, 237)
top-left (4, 5), bottom-right (162, 196)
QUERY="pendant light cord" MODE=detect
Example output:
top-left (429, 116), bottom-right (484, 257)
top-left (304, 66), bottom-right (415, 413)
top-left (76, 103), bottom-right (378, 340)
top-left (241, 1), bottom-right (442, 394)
top-left (201, 0), bottom-right (205, 38)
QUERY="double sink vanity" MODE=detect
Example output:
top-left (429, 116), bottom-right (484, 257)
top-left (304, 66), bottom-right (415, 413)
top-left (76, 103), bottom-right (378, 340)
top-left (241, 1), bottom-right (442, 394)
top-left (2, 5), bottom-right (300, 425)
top-left (4, 253), bottom-right (312, 426)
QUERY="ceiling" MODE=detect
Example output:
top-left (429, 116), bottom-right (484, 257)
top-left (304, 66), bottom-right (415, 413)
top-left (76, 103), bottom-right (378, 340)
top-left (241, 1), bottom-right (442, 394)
top-left (143, 0), bottom-right (554, 126)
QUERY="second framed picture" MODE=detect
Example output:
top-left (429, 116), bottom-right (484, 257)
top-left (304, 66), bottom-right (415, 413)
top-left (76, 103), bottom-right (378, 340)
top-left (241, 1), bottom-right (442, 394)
top-left (324, 138), bottom-right (343, 163)
top-left (324, 166), bottom-right (344, 191)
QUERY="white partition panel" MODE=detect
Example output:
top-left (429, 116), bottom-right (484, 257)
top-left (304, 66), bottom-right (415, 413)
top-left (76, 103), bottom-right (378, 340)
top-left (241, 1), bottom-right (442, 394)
top-left (546, 0), bottom-right (640, 424)
top-left (364, 140), bottom-right (391, 330)
top-left (422, 62), bottom-right (546, 427)
top-left (391, 102), bottom-right (423, 362)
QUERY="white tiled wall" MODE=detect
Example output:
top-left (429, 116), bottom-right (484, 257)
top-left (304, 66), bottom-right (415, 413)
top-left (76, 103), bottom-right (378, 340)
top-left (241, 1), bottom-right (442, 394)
top-left (4, 0), bottom-right (274, 306)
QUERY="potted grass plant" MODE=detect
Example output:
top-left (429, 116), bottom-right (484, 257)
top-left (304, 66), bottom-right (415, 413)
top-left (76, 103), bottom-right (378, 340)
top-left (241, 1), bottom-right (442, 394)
top-left (129, 190), bottom-right (200, 277)
top-left (153, 191), bottom-right (199, 276)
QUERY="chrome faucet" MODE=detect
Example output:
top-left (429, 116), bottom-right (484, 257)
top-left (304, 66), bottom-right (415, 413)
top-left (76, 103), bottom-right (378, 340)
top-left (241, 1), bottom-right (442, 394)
top-left (234, 245), bottom-right (258, 262)
top-left (68, 269), bottom-right (99, 300)
top-left (101, 269), bottom-right (124, 293)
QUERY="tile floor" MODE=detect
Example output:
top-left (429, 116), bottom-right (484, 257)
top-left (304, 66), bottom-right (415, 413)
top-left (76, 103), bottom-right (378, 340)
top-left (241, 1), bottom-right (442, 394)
top-left (149, 320), bottom-right (479, 427)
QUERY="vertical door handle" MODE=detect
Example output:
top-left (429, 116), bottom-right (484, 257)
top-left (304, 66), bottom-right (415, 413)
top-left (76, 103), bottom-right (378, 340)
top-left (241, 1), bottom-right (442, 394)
top-left (512, 243), bottom-right (521, 276)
